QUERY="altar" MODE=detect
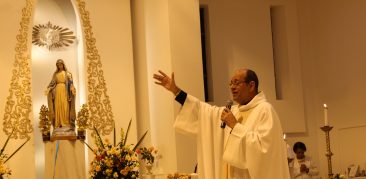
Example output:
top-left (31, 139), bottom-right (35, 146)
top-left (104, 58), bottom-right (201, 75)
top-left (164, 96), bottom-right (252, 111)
top-left (141, 173), bottom-right (199, 179)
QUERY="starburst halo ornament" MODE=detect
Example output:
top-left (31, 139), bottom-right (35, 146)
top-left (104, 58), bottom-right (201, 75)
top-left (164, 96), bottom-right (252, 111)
top-left (32, 21), bottom-right (76, 50)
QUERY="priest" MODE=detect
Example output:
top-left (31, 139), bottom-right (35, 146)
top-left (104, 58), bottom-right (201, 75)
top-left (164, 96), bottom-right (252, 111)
top-left (153, 68), bottom-right (290, 179)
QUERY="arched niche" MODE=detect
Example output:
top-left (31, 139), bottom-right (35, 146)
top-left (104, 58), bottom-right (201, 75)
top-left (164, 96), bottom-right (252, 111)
top-left (31, 0), bottom-right (86, 178)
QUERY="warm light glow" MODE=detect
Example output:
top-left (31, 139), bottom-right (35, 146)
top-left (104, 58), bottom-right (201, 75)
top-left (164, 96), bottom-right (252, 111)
top-left (323, 103), bottom-right (328, 108)
top-left (283, 133), bottom-right (286, 140)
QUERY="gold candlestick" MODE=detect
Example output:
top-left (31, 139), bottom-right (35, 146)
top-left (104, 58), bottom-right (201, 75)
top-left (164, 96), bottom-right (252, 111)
top-left (321, 126), bottom-right (334, 178)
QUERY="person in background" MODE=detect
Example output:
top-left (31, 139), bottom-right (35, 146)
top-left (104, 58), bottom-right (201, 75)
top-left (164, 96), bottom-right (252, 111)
top-left (290, 142), bottom-right (319, 179)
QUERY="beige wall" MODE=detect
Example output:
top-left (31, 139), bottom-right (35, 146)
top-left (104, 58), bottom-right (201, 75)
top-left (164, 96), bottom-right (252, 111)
top-left (2, 0), bottom-right (366, 178)
top-left (201, 0), bottom-right (307, 133)
top-left (169, 0), bottom-right (203, 173)
top-left (82, 0), bottom-right (137, 143)
top-left (295, 0), bottom-right (366, 176)
top-left (0, 1), bottom-right (37, 179)
top-left (202, 0), bottom-right (366, 177)
top-left (132, 0), bottom-right (202, 173)
top-left (133, 0), bottom-right (180, 173)
top-left (70, 0), bottom-right (138, 177)
top-left (0, 0), bottom-right (136, 178)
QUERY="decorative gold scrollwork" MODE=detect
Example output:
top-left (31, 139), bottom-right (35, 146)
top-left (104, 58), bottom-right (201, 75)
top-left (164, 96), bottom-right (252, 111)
top-left (76, 0), bottom-right (114, 136)
top-left (3, 0), bottom-right (34, 139)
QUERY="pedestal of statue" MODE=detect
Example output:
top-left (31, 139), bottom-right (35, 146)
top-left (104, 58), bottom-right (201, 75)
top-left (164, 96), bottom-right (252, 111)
top-left (44, 140), bottom-right (86, 179)
top-left (50, 126), bottom-right (77, 141)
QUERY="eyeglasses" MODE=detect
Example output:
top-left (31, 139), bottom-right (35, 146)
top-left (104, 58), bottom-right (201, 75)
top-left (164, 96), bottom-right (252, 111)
top-left (229, 80), bottom-right (247, 86)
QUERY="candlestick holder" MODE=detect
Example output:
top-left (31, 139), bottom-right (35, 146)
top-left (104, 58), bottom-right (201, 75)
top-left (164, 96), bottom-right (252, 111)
top-left (321, 126), bottom-right (334, 178)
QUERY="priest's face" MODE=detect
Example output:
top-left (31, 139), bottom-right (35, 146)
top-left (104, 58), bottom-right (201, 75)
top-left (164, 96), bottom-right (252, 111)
top-left (230, 70), bottom-right (254, 105)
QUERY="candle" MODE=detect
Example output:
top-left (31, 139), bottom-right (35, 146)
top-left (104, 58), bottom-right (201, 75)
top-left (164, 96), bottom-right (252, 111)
top-left (323, 104), bottom-right (328, 126)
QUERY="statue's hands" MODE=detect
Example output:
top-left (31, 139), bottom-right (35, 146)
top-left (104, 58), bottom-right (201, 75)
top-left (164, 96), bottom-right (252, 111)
top-left (153, 70), bottom-right (180, 95)
top-left (44, 88), bottom-right (50, 96)
top-left (71, 86), bottom-right (76, 95)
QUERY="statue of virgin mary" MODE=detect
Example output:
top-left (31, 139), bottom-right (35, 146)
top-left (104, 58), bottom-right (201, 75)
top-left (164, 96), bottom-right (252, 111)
top-left (46, 59), bottom-right (77, 139)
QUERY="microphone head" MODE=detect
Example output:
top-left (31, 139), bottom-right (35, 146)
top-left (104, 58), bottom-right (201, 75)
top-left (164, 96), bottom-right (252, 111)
top-left (226, 100), bottom-right (233, 109)
top-left (226, 100), bottom-right (233, 105)
top-left (221, 99), bottom-right (233, 129)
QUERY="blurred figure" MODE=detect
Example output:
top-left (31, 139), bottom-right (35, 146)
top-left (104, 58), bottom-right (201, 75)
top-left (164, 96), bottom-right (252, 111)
top-left (290, 142), bottom-right (319, 179)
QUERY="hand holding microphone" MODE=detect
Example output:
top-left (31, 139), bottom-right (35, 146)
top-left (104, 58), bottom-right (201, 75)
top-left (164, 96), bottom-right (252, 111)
top-left (221, 100), bottom-right (233, 129)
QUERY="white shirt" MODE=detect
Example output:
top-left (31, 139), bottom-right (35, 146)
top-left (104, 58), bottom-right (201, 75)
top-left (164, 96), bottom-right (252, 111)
top-left (290, 156), bottom-right (319, 179)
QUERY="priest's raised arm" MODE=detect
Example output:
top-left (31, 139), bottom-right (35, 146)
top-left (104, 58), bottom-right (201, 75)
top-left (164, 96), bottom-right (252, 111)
top-left (153, 69), bottom-right (290, 179)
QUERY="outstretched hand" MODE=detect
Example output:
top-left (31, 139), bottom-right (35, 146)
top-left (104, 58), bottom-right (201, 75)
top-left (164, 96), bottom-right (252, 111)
top-left (153, 70), bottom-right (181, 95)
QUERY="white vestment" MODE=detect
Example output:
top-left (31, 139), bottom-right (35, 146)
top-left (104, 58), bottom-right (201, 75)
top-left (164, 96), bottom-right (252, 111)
top-left (290, 156), bottom-right (319, 179)
top-left (174, 92), bottom-right (290, 179)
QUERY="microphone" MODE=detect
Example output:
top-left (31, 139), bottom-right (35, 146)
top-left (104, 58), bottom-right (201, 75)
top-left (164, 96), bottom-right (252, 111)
top-left (221, 100), bottom-right (233, 129)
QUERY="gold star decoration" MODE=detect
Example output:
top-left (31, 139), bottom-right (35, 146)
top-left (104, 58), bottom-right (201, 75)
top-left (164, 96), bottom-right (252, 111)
top-left (32, 21), bottom-right (76, 50)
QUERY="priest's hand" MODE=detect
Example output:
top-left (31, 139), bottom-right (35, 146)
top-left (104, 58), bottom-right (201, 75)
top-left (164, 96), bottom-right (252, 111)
top-left (153, 70), bottom-right (181, 96)
top-left (221, 108), bottom-right (238, 129)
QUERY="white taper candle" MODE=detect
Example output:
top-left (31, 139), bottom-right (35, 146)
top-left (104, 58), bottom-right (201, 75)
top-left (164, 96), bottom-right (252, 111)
top-left (323, 104), bottom-right (328, 126)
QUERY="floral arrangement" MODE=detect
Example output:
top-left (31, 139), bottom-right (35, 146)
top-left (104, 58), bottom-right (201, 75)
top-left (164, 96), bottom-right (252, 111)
top-left (334, 173), bottom-right (346, 179)
top-left (0, 130), bottom-right (29, 178)
top-left (85, 120), bottom-right (149, 179)
top-left (0, 155), bottom-right (11, 178)
top-left (136, 146), bottom-right (158, 165)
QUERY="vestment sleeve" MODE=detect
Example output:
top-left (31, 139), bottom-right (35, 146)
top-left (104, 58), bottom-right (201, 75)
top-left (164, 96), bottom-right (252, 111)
top-left (223, 103), bottom-right (289, 179)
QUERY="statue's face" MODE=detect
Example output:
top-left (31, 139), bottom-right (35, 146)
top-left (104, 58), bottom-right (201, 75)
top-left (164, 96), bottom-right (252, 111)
top-left (56, 62), bottom-right (64, 71)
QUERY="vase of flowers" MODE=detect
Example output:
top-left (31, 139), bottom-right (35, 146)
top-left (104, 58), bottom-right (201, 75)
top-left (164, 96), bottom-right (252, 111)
top-left (334, 173), bottom-right (346, 179)
top-left (144, 163), bottom-right (153, 175)
top-left (136, 146), bottom-right (158, 175)
top-left (85, 120), bottom-right (148, 179)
